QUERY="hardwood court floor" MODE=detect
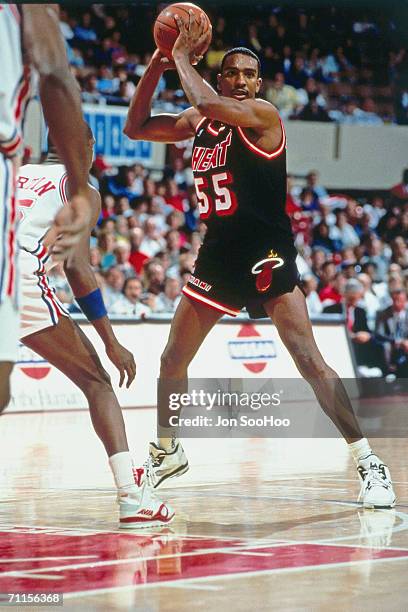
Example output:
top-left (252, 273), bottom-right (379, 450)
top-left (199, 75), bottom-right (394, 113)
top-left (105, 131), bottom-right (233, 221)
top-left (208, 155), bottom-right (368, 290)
top-left (0, 408), bottom-right (407, 611)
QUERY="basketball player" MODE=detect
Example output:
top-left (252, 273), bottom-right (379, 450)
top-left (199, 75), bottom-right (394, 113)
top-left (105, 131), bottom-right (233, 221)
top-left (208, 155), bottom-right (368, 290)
top-left (0, 4), bottom-right (92, 413)
top-left (16, 128), bottom-right (174, 528)
top-left (124, 12), bottom-right (395, 508)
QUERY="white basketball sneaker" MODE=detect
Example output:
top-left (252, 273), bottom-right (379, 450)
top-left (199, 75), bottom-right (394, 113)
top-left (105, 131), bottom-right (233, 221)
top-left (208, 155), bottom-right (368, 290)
top-left (357, 454), bottom-right (396, 509)
top-left (118, 467), bottom-right (175, 529)
top-left (146, 442), bottom-right (189, 489)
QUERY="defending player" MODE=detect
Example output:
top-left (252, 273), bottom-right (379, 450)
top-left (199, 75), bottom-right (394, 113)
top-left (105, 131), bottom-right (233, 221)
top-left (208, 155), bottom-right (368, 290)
top-left (124, 11), bottom-right (395, 508)
top-left (0, 4), bottom-right (92, 412)
top-left (16, 128), bottom-right (174, 528)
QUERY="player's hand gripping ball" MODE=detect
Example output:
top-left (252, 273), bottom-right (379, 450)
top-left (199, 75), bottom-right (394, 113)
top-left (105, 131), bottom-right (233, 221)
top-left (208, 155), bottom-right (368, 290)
top-left (154, 3), bottom-right (212, 61)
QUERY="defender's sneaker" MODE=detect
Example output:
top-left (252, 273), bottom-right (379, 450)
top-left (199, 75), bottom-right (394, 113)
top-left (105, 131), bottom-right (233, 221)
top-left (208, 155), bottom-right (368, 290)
top-left (147, 442), bottom-right (189, 489)
top-left (357, 454), bottom-right (396, 509)
top-left (119, 467), bottom-right (175, 529)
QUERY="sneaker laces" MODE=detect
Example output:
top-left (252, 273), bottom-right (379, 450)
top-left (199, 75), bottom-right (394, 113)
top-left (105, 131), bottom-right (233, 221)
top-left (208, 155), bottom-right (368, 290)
top-left (365, 465), bottom-right (390, 488)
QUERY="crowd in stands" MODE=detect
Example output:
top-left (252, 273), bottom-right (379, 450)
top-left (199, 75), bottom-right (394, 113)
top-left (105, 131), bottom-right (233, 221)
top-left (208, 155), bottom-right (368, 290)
top-left (60, 4), bottom-right (408, 123)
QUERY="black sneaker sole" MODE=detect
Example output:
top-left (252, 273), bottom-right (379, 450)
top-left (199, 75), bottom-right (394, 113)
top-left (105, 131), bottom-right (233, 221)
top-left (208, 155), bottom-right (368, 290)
top-left (154, 462), bottom-right (189, 488)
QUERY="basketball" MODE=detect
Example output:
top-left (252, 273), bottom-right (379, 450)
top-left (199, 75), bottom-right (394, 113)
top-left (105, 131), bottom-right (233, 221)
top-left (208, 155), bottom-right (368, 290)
top-left (153, 2), bottom-right (212, 60)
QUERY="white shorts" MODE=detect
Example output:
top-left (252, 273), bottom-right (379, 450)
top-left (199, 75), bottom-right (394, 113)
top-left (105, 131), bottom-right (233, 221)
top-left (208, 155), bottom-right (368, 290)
top-left (0, 296), bottom-right (19, 362)
top-left (19, 247), bottom-right (69, 339)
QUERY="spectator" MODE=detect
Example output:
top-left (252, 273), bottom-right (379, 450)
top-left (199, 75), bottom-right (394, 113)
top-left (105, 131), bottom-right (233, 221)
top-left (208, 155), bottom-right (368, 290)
top-left (375, 289), bottom-right (408, 377)
top-left (154, 277), bottom-right (182, 313)
top-left (360, 98), bottom-right (384, 125)
top-left (357, 272), bottom-right (381, 330)
top-left (144, 260), bottom-right (165, 295)
top-left (110, 277), bottom-right (151, 317)
top-left (330, 209), bottom-right (360, 248)
top-left (312, 221), bottom-right (341, 253)
top-left (360, 236), bottom-right (390, 281)
top-left (324, 279), bottom-right (386, 373)
top-left (81, 75), bottom-right (105, 105)
top-left (305, 170), bottom-right (328, 200)
top-left (128, 228), bottom-right (149, 275)
top-left (301, 274), bottom-right (323, 316)
top-left (103, 266), bottom-right (126, 309)
top-left (319, 269), bottom-right (346, 306)
top-left (265, 72), bottom-right (300, 119)
top-left (297, 95), bottom-right (333, 122)
top-left (97, 231), bottom-right (116, 270)
top-left (114, 243), bottom-right (134, 279)
top-left (73, 12), bottom-right (97, 42)
top-left (390, 169), bottom-right (408, 204)
top-left (140, 218), bottom-right (166, 257)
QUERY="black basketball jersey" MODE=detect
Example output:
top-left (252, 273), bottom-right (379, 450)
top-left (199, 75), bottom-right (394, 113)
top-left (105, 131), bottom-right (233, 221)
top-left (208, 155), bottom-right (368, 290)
top-left (192, 115), bottom-right (297, 269)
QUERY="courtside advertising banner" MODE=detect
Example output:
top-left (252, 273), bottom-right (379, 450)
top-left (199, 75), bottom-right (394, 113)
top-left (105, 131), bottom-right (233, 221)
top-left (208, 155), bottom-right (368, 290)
top-left (9, 318), bottom-right (356, 413)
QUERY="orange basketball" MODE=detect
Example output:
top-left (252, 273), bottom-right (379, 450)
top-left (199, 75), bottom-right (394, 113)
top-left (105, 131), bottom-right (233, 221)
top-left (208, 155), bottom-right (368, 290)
top-left (153, 2), bottom-right (212, 60)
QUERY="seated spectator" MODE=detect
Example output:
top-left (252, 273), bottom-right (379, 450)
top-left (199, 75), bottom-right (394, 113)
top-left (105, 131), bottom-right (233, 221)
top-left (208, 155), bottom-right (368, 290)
top-left (363, 196), bottom-right (386, 229)
top-left (129, 228), bottom-right (149, 275)
top-left (357, 272), bottom-right (381, 330)
top-left (165, 178), bottom-right (187, 212)
top-left (73, 12), bottom-right (97, 43)
top-left (359, 98), bottom-right (384, 125)
top-left (330, 209), bottom-right (360, 248)
top-left (285, 175), bottom-right (301, 215)
top-left (114, 243), bottom-right (134, 279)
top-left (140, 218), bottom-right (165, 257)
top-left (324, 279), bottom-right (386, 373)
top-left (265, 72), bottom-right (300, 119)
top-left (96, 65), bottom-right (115, 94)
top-left (301, 274), bottom-right (323, 316)
top-left (90, 246), bottom-right (102, 273)
top-left (375, 289), bottom-right (408, 377)
top-left (297, 94), bottom-right (333, 122)
top-left (81, 75), bottom-right (105, 105)
top-left (103, 266), bottom-right (125, 310)
top-left (154, 277), bottom-right (182, 313)
top-left (297, 78), bottom-right (327, 108)
top-left (107, 166), bottom-right (144, 201)
top-left (360, 236), bottom-right (390, 281)
top-left (300, 188), bottom-right (320, 212)
top-left (379, 272), bottom-right (405, 309)
top-left (312, 221), bottom-right (341, 252)
top-left (319, 268), bottom-right (346, 306)
top-left (97, 231), bottom-right (116, 270)
top-left (306, 170), bottom-right (328, 199)
top-left (342, 261), bottom-right (358, 279)
top-left (144, 259), bottom-right (166, 295)
top-left (109, 277), bottom-right (151, 317)
top-left (310, 246), bottom-right (327, 279)
top-left (391, 236), bottom-right (408, 270)
top-left (107, 79), bottom-right (135, 106)
top-left (165, 229), bottom-right (182, 270)
top-left (286, 56), bottom-right (308, 89)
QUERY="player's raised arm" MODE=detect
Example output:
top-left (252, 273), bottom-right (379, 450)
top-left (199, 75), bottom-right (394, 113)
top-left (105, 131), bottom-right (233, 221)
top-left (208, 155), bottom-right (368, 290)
top-left (172, 12), bottom-right (277, 131)
top-left (63, 187), bottom-right (136, 388)
top-left (124, 50), bottom-right (199, 143)
top-left (22, 4), bottom-right (92, 259)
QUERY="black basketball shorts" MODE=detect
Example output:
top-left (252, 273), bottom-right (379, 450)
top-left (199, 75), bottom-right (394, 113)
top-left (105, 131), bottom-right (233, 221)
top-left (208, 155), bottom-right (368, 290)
top-left (183, 245), bottom-right (301, 319)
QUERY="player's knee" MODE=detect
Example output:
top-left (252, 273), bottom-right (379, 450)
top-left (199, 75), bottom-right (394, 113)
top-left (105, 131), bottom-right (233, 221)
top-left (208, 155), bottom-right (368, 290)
top-left (296, 352), bottom-right (331, 379)
top-left (77, 369), bottom-right (112, 397)
top-left (284, 336), bottom-right (328, 379)
top-left (160, 348), bottom-right (188, 377)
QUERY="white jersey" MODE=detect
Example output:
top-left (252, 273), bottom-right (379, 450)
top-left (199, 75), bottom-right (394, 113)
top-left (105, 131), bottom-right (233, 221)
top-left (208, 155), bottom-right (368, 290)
top-left (0, 4), bottom-right (29, 158)
top-left (17, 163), bottom-right (68, 255)
top-left (0, 4), bottom-right (31, 307)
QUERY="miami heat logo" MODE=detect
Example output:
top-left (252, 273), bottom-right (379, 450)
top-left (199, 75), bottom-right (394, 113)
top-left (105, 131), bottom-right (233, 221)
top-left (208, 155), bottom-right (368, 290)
top-left (251, 250), bottom-right (284, 293)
